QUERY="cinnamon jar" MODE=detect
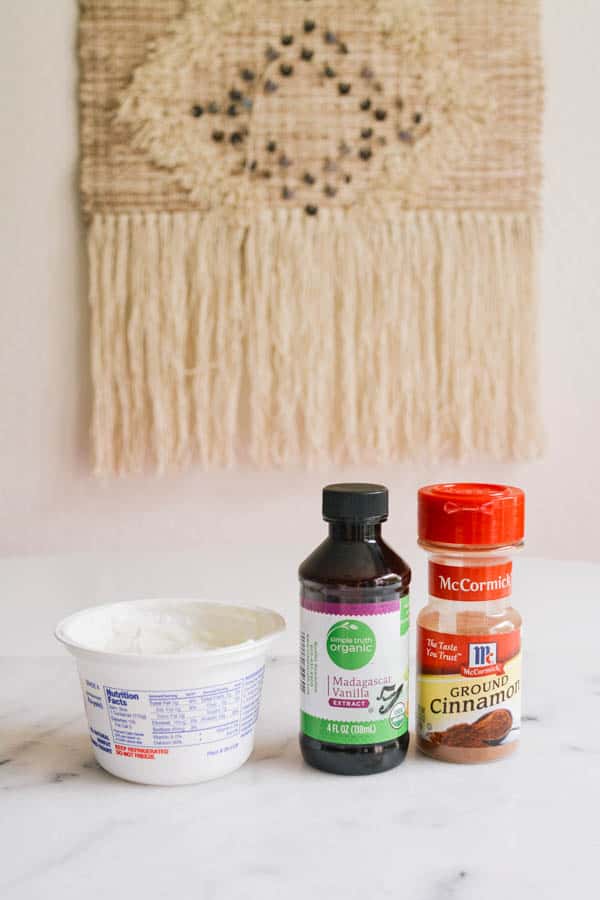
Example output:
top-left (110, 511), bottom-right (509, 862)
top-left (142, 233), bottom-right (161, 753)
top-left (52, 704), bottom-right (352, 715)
top-left (416, 483), bottom-right (524, 763)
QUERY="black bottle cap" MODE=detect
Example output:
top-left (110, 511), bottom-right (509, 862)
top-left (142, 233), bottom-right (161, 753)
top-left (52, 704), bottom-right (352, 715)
top-left (322, 483), bottom-right (389, 522)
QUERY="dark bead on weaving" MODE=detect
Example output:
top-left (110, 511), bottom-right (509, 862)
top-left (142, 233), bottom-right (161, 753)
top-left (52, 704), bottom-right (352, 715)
top-left (229, 89), bottom-right (243, 102)
top-left (265, 45), bottom-right (280, 61)
top-left (360, 98), bottom-right (371, 111)
top-left (227, 104), bottom-right (238, 117)
top-left (279, 154), bottom-right (292, 167)
top-left (264, 79), bottom-right (278, 93)
top-left (338, 83), bottom-right (351, 95)
top-left (344, 174), bottom-right (352, 183)
top-left (324, 184), bottom-right (337, 197)
top-left (374, 108), bottom-right (387, 121)
top-left (398, 130), bottom-right (413, 143)
top-left (241, 69), bottom-right (255, 82)
top-left (413, 112), bottom-right (423, 124)
top-left (359, 147), bottom-right (372, 160)
top-left (280, 63), bottom-right (294, 77)
top-left (324, 30), bottom-right (337, 44)
top-left (262, 170), bottom-right (272, 179)
top-left (230, 132), bottom-right (244, 144)
top-left (212, 130), bottom-right (225, 142)
top-left (282, 186), bottom-right (294, 199)
top-left (303, 172), bottom-right (316, 185)
top-left (281, 34), bottom-right (294, 45)
top-left (305, 205), bottom-right (319, 216)
top-left (324, 65), bottom-right (336, 78)
top-left (395, 97), bottom-right (404, 110)
top-left (267, 140), bottom-right (277, 153)
top-left (208, 102), bottom-right (219, 114)
top-left (361, 128), bottom-right (373, 139)
top-left (301, 47), bottom-right (314, 61)
top-left (191, 105), bottom-right (204, 117)
top-left (249, 160), bottom-right (257, 171)
top-left (338, 42), bottom-right (349, 54)
top-left (304, 20), bottom-right (316, 33)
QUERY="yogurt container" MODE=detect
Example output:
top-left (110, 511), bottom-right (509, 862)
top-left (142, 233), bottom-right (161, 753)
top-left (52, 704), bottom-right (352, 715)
top-left (55, 599), bottom-right (285, 786)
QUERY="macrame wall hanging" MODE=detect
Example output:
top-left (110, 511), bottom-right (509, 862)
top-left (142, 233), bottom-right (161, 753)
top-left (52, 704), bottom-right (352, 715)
top-left (80, 0), bottom-right (543, 473)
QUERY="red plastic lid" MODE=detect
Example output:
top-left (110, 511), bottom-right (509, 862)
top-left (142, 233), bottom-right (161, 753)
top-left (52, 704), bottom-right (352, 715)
top-left (418, 483), bottom-right (525, 547)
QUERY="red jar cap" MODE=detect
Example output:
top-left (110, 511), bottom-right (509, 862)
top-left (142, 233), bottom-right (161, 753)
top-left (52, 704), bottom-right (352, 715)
top-left (418, 483), bottom-right (525, 547)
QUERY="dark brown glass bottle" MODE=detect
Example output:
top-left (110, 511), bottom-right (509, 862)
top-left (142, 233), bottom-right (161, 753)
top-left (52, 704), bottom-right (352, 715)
top-left (299, 484), bottom-right (411, 775)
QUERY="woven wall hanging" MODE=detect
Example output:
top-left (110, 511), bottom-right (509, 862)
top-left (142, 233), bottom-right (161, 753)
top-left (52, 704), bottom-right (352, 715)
top-left (80, 0), bottom-right (543, 473)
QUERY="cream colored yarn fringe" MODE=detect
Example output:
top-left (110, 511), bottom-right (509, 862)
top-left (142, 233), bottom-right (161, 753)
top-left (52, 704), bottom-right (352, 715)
top-left (88, 208), bottom-right (541, 474)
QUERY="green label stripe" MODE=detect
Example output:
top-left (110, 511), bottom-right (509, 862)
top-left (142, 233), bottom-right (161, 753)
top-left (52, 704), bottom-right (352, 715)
top-left (301, 711), bottom-right (408, 746)
top-left (400, 593), bottom-right (410, 636)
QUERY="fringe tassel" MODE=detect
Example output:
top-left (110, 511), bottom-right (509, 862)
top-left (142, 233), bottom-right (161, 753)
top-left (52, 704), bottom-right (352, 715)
top-left (87, 209), bottom-right (542, 474)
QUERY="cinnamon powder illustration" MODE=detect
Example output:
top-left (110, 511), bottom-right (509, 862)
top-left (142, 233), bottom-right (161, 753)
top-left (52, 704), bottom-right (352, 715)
top-left (429, 709), bottom-right (513, 749)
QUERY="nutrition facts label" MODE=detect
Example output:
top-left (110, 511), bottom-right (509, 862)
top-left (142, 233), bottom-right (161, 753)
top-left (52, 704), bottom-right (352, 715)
top-left (100, 667), bottom-right (264, 750)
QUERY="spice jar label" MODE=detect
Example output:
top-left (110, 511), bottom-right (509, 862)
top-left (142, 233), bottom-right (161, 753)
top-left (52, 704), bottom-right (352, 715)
top-left (417, 627), bottom-right (521, 750)
top-left (300, 595), bottom-right (409, 745)
top-left (428, 561), bottom-right (513, 602)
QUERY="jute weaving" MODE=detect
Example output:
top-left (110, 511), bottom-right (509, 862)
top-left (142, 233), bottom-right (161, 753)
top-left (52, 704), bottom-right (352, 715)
top-left (80, 0), bottom-right (543, 473)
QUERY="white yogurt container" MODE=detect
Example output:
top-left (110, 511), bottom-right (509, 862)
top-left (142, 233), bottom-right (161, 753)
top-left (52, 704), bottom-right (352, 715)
top-left (56, 599), bottom-right (285, 786)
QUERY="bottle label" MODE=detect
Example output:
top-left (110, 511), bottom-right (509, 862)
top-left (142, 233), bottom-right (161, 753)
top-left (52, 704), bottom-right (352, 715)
top-left (428, 561), bottom-right (513, 601)
top-left (300, 594), bottom-right (409, 745)
top-left (417, 626), bottom-right (521, 749)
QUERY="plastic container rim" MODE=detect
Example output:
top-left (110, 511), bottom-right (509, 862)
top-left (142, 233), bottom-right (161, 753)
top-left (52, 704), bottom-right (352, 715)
top-left (55, 597), bottom-right (286, 666)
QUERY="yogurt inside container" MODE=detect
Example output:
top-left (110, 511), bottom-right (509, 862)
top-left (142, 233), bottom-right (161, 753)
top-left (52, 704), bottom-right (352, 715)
top-left (56, 599), bottom-right (285, 786)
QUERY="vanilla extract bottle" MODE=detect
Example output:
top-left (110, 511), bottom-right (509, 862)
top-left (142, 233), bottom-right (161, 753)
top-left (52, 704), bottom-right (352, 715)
top-left (299, 484), bottom-right (411, 775)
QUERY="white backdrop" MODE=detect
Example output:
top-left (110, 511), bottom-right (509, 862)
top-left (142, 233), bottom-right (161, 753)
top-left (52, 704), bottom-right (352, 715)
top-left (0, 1), bottom-right (598, 562)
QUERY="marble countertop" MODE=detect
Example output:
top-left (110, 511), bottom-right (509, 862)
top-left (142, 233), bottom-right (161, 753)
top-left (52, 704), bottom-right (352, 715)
top-left (1, 555), bottom-right (599, 899)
